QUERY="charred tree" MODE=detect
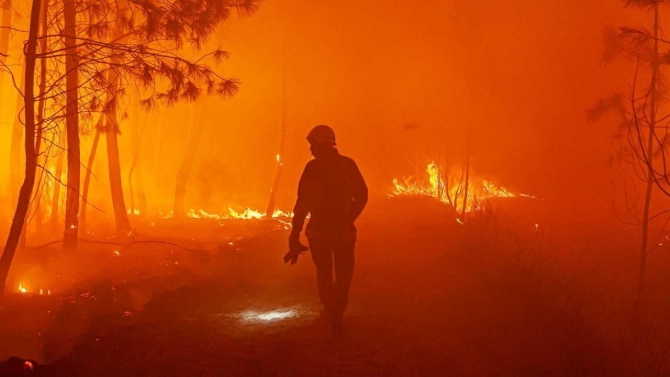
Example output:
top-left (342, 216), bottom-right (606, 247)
top-left (104, 90), bottom-right (131, 234)
top-left (32, 0), bottom-right (49, 239)
top-left (63, 0), bottom-right (81, 251)
top-left (10, 63), bottom-right (26, 207)
top-left (593, 0), bottom-right (670, 305)
top-left (102, 0), bottom-right (131, 235)
top-left (0, 0), bottom-right (41, 295)
top-left (637, 3), bottom-right (660, 301)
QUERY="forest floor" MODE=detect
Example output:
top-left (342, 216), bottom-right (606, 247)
top-left (0, 197), bottom-right (669, 377)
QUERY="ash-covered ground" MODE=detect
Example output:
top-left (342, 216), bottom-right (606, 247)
top-left (0, 197), bottom-right (669, 377)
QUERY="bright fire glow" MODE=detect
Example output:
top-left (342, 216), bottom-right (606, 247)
top-left (240, 309), bottom-right (298, 322)
top-left (184, 207), bottom-right (292, 220)
top-left (392, 162), bottom-right (533, 213)
top-left (143, 207), bottom-right (293, 221)
top-left (18, 283), bottom-right (27, 294)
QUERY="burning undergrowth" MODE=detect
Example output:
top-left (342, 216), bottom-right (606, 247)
top-left (391, 162), bottom-right (535, 215)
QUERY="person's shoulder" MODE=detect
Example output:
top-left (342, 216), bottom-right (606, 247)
top-left (304, 158), bottom-right (317, 171)
top-left (337, 154), bottom-right (356, 163)
top-left (338, 154), bottom-right (359, 168)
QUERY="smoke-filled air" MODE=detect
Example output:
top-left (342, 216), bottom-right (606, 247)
top-left (0, 0), bottom-right (669, 376)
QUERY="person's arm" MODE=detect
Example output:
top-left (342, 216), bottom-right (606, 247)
top-left (350, 160), bottom-right (368, 222)
top-left (290, 163), bottom-right (312, 244)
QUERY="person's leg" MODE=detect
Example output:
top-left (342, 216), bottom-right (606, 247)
top-left (332, 238), bottom-right (355, 334)
top-left (308, 237), bottom-right (335, 315)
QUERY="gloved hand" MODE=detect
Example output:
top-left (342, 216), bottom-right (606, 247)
top-left (284, 233), bottom-right (308, 266)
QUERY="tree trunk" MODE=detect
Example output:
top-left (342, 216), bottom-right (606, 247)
top-left (0, 0), bottom-right (40, 296)
top-left (128, 116), bottom-right (146, 216)
top-left (174, 107), bottom-right (202, 217)
top-left (101, 0), bottom-right (132, 234)
top-left (80, 125), bottom-right (101, 235)
top-left (63, 0), bottom-right (80, 251)
top-left (105, 113), bottom-right (131, 233)
top-left (638, 4), bottom-right (659, 304)
top-left (33, 0), bottom-right (49, 239)
top-left (266, 57), bottom-right (287, 217)
top-left (128, 103), bottom-right (146, 214)
top-left (0, 0), bottom-right (11, 95)
top-left (10, 63), bottom-right (26, 207)
top-left (152, 109), bottom-right (163, 195)
top-left (136, 141), bottom-right (148, 214)
top-left (50, 150), bottom-right (64, 231)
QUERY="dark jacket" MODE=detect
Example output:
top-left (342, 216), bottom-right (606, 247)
top-left (291, 149), bottom-right (368, 238)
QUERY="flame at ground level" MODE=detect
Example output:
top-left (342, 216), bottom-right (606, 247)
top-left (146, 207), bottom-right (293, 220)
top-left (391, 162), bottom-right (534, 213)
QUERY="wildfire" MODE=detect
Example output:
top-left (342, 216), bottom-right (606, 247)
top-left (185, 207), bottom-right (292, 220)
top-left (152, 207), bottom-right (293, 220)
top-left (187, 208), bottom-right (225, 220)
top-left (391, 162), bottom-right (533, 213)
top-left (17, 283), bottom-right (51, 295)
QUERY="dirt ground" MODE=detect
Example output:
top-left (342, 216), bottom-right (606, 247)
top-left (0, 198), bottom-right (669, 376)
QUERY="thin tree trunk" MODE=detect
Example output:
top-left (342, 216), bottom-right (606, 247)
top-left (50, 150), bottom-right (64, 231)
top-left (0, 0), bottom-right (11, 95)
top-left (33, 0), bottom-right (49, 239)
top-left (102, 1), bottom-right (132, 234)
top-left (10, 63), bottom-right (26, 207)
top-left (638, 3), bottom-right (659, 303)
top-left (128, 118), bottom-right (146, 216)
top-left (0, 0), bottom-right (40, 296)
top-left (151, 107), bottom-right (164, 200)
top-left (80, 125), bottom-right (101, 235)
top-left (173, 107), bottom-right (202, 217)
top-left (132, 104), bottom-right (148, 214)
top-left (137, 164), bottom-right (148, 213)
top-left (63, 0), bottom-right (80, 251)
top-left (21, 0), bottom-right (49, 247)
top-left (105, 113), bottom-right (131, 233)
top-left (266, 55), bottom-right (287, 217)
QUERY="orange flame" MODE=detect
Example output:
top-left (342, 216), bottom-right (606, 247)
top-left (391, 162), bottom-right (533, 213)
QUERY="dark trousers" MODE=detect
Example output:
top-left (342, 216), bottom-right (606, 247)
top-left (308, 235), bottom-right (356, 317)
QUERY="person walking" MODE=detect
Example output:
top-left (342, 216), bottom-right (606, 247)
top-left (285, 125), bottom-right (368, 336)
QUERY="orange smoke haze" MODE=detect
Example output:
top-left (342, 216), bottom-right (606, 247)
top-left (0, 0), bottom-right (657, 233)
